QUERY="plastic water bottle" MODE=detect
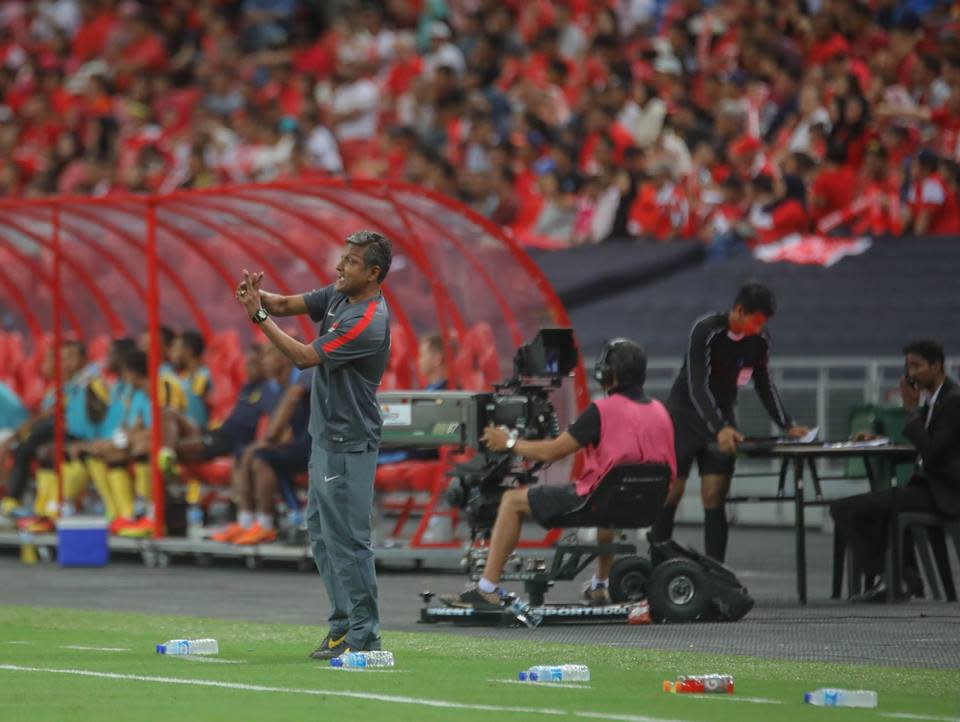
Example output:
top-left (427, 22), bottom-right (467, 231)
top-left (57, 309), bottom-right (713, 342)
top-left (519, 665), bottom-right (590, 682)
top-left (508, 598), bottom-right (544, 629)
top-left (804, 689), bottom-right (877, 708)
top-left (330, 651), bottom-right (395, 669)
top-left (186, 505), bottom-right (204, 539)
top-left (156, 638), bottom-right (219, 656)
top-left (663, 674), bottom-right (734, 694)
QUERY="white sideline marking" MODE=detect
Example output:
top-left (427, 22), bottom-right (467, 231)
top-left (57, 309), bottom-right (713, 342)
top-left (62, 645), bottom-right (129, 653)
top-left (574, 713), bottom-right (689, 722)
top-left (0, 664), bottom-right (570, 717)
top-left (2, 641), bottom-right (32, 645)
top-left (684, 694), bottom-right (782, 705)
top-left (320, 667), bottom-right (409, 674)
top-left (491, 678), bottom-right (591, 690)
top-left (882, 714), bottom-right (960, 722)
top-left (172, 656), bottom-right (244, 664)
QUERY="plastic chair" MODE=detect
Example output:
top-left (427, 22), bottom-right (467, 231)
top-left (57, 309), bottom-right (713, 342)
top-left (892, 512), bottom-right (960, 602)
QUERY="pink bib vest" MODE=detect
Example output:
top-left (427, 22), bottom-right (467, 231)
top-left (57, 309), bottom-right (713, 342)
top-left (575, 394), bottom-right (677, 496)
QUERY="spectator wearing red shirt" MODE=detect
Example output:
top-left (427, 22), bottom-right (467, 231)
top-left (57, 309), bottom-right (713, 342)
top-left (932, 81), bottom-right (960, 161)
top-left (905, 149), bottom-right (960, 235)
top-left (701, 175), bottom-right (745, 240)
top-left (818, 144), bottom-right (903, 237)
top-left (729, 134), bottom-right (776, 181)
top-left (111, 14), bottom-right (168, 91)
top-left (71, 0), bottom-right (118, 63)
top-left (810, 143), bottom-right (857, 224)
top-left (828, 90), bottom-right (870, 170)
top-left (747, 174), bottom-right (810, 247)
top-left (579, 106), bottom-right (633, 174)
top-left (627, 162), bottom-right (691, 242)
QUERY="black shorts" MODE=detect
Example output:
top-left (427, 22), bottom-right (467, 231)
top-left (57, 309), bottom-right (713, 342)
top-left (527, 484), bottom-right (586, 528)
top-left (253, 437), bottom-right (310, 478)
top-left (670, 406), bottom-right (736, 480)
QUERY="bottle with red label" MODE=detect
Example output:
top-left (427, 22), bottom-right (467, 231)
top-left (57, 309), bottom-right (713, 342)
top-left (663, 674), bottom-right (734, 694)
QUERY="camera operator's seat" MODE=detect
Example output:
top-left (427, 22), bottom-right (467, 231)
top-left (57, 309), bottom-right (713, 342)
top-left (549, 463), bottom-right (672, 529)
top-left (496, 464), bottom-right (672, 606)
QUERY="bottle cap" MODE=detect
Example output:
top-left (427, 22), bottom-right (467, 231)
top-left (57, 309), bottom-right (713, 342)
top-left (518, 671), bottom-right (528, 681)
top-left (529, 671), bottom-right (539, 682)
top-left (803, 692), bottom-right (812, 704)
top-left (156, 645), bottom-right (165, 654)
top-left (330, 658), bottom-right (344, 668)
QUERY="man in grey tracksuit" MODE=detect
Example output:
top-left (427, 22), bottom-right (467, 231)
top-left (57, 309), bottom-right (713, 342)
top-left (234, 230), bottom-right (392, 659)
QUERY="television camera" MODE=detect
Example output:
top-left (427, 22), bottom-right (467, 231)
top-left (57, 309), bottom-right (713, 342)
top-left (377, 328), bottom-right (579, 538)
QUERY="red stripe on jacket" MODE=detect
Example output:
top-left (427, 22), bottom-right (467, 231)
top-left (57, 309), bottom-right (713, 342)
top-left (321, 300), bottom-right (378, 354)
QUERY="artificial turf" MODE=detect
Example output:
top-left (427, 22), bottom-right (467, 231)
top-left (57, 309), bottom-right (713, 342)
top-left (0, 606), bottom-right (956, 722)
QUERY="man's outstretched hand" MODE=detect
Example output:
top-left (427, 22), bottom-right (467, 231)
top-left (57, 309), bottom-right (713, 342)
top-left (236, 269), bottom-right (264, 317)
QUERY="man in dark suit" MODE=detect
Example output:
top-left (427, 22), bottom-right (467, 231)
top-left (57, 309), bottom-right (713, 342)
top-left (831, 339), bottom-right (960, 601)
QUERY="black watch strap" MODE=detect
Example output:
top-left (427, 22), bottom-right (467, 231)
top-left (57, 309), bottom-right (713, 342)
top-left (251, 307), bottom-right (269, 324)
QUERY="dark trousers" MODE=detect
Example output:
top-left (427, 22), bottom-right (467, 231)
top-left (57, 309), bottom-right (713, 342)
top-left (830, 481), bottom-right (938, 579)
top-left (6, 417), bottom-right (54, 501)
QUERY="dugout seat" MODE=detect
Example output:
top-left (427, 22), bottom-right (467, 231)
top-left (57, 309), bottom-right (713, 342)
top-left (453, 323), bottom-right (501, 390)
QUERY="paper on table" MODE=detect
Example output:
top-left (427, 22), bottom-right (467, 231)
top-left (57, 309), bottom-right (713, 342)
top-left (824, 437), bottom-right (891, 449)
top-left (850, 437), bottom-right (891, 448)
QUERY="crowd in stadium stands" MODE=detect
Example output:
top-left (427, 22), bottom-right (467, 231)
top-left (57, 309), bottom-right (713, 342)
top-left (1, 0), bottom-right (960, 253)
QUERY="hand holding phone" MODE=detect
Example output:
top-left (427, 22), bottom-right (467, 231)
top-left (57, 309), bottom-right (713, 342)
top-left (899, 374), bottom-right (921, 410)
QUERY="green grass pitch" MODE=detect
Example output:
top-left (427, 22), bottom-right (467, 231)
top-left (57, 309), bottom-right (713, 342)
top-left (0, 606), bottom-right (957, 722)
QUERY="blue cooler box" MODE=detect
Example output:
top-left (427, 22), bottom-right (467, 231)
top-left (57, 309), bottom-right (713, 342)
top-left (57, 518), bottom-right (109, 567)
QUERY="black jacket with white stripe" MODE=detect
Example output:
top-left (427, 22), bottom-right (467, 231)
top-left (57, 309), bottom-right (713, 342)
top-left (666, 313), bottom-right (791, 436)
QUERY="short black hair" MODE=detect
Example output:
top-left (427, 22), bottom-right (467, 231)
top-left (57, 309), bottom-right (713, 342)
top-left (904, 339), bottom-right (945, 367)
top-left (63, 339), bottom-right (86, 358)
top-left (917, 148), bottom-right (940, 172)
top-left (123, 349), bottom-right (148, 377)
top-left (609, 339), bottom-right (647, 388)
top-left (347, 230), bottom-right (393, 283)
top-left (159, 326), bottom-right (175, 347)
top-left (111, 337), bottom-right (137, 357)
top-left (422, 334), bottom-right (444, 355)
top-left (734, 281), bottom-right (776, 317)
top-left (178, 330), bottom-right (205, 358)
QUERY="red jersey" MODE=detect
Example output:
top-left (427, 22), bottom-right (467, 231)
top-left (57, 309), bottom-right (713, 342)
top-left (811, 165), bottom-right (857, 222)
top-left (628, 183), bottom-right (691, 241)
top-left (817, 178), bottom-right (902, 237)
top-left (908, 174), bottom-right (960, 235)
top-left (750, 200), bottom-right (809, 247)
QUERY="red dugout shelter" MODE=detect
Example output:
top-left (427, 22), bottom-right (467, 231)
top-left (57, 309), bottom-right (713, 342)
top-left (0, 180), bottom-right (588, 537)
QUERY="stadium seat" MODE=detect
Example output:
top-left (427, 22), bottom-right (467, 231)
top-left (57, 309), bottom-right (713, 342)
top-left (452, 323), bottom-right (502, 390)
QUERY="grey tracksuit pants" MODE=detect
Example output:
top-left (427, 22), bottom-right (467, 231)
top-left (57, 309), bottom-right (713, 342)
top-left (306, 444), bottom-right (380, 650)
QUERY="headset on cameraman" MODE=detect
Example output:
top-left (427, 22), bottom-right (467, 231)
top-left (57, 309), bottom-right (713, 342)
top-left (594, 338), bottom-right (647, 388)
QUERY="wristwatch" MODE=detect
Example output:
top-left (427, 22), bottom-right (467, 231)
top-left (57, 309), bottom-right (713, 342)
top-left (251, 307), bottom-right (269, 324)
top-left (505, 429), bottom-right (519, 450)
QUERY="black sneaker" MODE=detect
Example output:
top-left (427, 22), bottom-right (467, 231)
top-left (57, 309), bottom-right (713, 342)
top-left (308, 631), bottom-right (348, 660)
top-left (439, 584), bottom-right (504, 611)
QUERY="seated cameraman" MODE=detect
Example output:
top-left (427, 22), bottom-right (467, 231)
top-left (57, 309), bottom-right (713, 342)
top-left (443, 339), bottom-right (676, 610)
